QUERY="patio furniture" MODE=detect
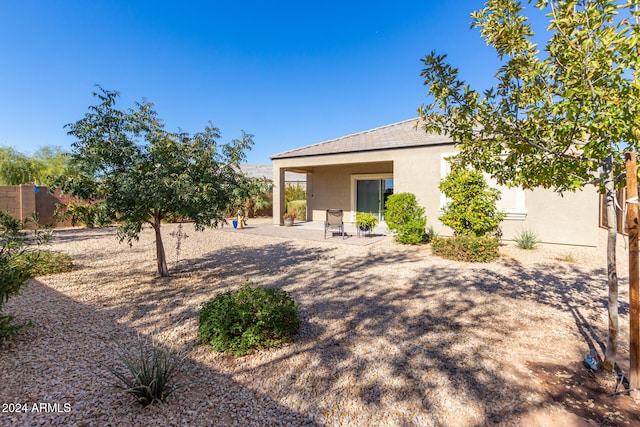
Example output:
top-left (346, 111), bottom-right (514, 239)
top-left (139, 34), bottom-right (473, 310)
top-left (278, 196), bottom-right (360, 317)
top-left (324, 209), bottom-right (345, 239)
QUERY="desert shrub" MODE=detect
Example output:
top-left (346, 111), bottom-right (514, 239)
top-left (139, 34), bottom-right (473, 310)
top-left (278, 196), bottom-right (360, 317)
top-left (12, 250), bottom-right (74, 276)
top-left (107, 335), bottom-right (184, 407)
top-left (424, 225), bottom-right (440, 243)
top-left (284, 184), bottom-right (306, 205)
top-left (431, 235), bottom-right (500, 262)
top-left (199, 284), bottom-right (300, 356)
top-left (439, 168), bottom-right (505, 237)
top-left (287, 200), bottom-right (307, 221)
top-left (54, 196), bottom-right (113, 228)
top-left (0, 254), bottom-right (31, 340)
top-left (0, 211), bottom-right (51, 340)
top-left (514, 229), bottom-right (540, 250)
top-left (384, 193), bottom-right (427, 244)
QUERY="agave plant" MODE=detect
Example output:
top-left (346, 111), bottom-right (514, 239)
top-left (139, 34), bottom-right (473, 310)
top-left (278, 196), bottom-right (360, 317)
top-left (107, 335), bottom-right (185, 406)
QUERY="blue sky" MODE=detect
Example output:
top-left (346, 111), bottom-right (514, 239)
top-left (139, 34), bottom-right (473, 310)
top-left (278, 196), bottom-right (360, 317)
top-left (0, 1), bottom-right (547, 164)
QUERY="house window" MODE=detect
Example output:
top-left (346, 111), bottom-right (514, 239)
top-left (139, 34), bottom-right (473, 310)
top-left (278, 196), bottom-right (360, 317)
top-left (440, 153), bottom-right (526, 220)
top-left (351, 174), bottom-right (393, 221)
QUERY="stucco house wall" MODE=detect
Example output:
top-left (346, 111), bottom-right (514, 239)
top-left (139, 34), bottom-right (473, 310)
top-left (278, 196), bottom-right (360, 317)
top-left (271, 119), bottom-right (600, 246)
top-left (306, 162), bottom-right (393, 222)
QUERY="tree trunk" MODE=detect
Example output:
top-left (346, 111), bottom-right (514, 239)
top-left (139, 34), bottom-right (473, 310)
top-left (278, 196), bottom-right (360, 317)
top-left (152, 218), bottom-right (169, 277)
top-left (604, 167), bottom-right (619, 371)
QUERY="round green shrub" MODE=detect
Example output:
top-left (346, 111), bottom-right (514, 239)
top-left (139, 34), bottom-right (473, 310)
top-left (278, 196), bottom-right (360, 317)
top-left (384, 193), bottom-right (427, 244)
top-left (438, 168), bottom-right (505, 237)
top-left (199, 284), bottom-right (300, 356)
top-left (431, 236), bottom-right (499, 262)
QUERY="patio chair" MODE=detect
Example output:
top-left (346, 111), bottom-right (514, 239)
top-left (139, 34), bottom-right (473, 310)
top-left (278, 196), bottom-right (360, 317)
top-left (324, 209), bottom-right (345, 239)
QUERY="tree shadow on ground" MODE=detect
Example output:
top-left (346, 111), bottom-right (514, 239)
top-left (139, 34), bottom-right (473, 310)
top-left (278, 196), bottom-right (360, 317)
top-left (49, 226), bottom-right (119, 244)
top-left (178, 240), bottom-right (332, 282)
top-left (220, 248), bottom-right (636, 425)
top-left (82, 242), bottom-right (333, 338)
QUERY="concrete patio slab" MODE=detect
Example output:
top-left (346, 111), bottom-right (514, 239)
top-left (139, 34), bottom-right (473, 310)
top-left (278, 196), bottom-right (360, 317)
top-left (222, 217), bottom-right (391, 246)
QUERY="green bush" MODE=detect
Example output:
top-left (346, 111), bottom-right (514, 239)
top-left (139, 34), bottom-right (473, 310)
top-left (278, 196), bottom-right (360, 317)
top-left (384, 193), bottom-right (427, 244)
top-left (439, 168), bottom-right (505, 237)
top-left (11, 250), bottom-right (74, 276)
top-left (0, 255), bottom-right (31, 340)
top-left (0, 211), bottom-right (51, 341)
top-left (54, 197), bottom-right (113, 228)
top-left (199, 284), bottom-right (300, 356)
top-left (514, 229), bottom-right (540, 250)
top-left (284, 184), bottom-right (306, 205)
top-left (286, 200), bottom-right (307, 221)
top-left (107, 335), bottom-right (184, 407)
top-left (431, 236), bottom-right (500, 262)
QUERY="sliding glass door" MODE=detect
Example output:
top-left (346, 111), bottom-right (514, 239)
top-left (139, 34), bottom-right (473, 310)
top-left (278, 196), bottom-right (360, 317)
top-left (355, 178), bottom-right (393, 220)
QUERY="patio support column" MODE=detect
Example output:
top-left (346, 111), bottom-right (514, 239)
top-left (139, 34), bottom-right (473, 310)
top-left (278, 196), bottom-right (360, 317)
top-left (273, 165), bottom-right (286, 226)
top-left (306, 173), bottom-right (313, 221)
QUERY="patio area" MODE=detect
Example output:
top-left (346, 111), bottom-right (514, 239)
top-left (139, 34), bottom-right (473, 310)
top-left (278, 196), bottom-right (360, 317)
top-left (223, 217), bottom-right (391, 246)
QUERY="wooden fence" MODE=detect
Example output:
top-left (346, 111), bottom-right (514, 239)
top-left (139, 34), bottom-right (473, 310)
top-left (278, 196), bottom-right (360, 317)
top-left (599, 188), bottom-right (639, 235)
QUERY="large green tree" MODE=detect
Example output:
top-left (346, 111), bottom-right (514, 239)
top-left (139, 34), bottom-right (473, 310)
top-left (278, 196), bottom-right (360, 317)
top-left (0, 145), bottom-right (74, 186)
top-left (32, 145), bottom-right (77, 186)
top-left (0, 147), bottom-right (38, 185)
top-left (65, 87), bottom-right (253, 276)
top-left (418, 0), bottom-right (639, 369)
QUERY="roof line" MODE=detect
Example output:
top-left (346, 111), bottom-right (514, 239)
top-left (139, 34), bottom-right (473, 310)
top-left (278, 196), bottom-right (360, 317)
top-left (271, 140), bottom-right (453, 161)
top-left (270, 118), bottom-right (421, 160)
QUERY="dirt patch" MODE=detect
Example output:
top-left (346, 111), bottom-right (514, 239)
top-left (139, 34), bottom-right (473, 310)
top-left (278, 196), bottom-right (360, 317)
top-left (520, 361), bottom-right (640, 426)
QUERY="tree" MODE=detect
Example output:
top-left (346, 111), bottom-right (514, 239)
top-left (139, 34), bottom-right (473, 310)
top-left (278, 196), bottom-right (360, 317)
top-left (0, 145), bottom-right (75, 186)
top-left (64, 87), bottom-right (253, 277)
top-left (32, 145), bottom-right (77, 187)
top-left (418, 0), bottom-right (639, 370)
top-left (0, 147), bottom-right (38, 185)
top-left (439, 167), bottom-right (506, 237)
top-left (229, 176), bottom-right (273, 219)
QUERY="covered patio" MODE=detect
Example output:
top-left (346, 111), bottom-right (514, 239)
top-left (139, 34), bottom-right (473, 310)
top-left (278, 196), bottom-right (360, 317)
top-left (270, 118), bottom-right (600, 246)
top-left (223, 217), bottom-right (390, 246)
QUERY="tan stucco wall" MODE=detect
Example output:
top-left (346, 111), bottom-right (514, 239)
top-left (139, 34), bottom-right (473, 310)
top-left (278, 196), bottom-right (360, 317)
top-left (505, 187), bottom-right (599, 246)
top-left (392, 146), bottom-right (448, 233)
top-left (272, 146), bottom-right (600, 246)
top-left (307, 162), bottom-right (393, 222)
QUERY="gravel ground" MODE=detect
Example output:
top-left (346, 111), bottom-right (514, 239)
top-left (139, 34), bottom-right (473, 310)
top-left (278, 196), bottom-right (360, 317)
top-left (0, 219), bottom-right (638, 426)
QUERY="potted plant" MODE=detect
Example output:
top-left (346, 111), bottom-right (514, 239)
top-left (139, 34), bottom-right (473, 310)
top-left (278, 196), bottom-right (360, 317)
top-left (283, 211), bottom-right (296, 226)
top-left (356, 212), bottom-right (379, 233)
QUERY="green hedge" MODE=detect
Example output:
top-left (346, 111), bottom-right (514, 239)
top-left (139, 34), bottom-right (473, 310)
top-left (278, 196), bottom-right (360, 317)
top-left (431, 236), bottom-right (499, 262)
